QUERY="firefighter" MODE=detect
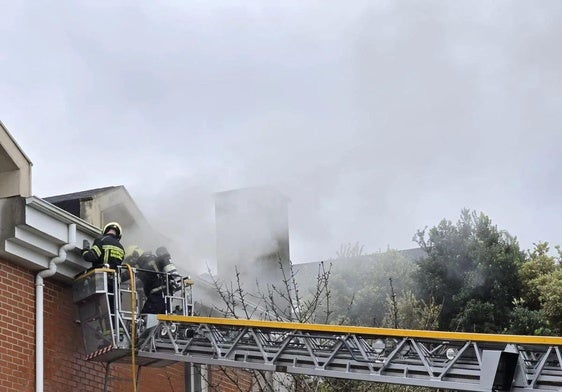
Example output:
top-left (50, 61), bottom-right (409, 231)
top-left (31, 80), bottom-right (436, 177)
top-left (119, 245), bottom-right (146, 315)
top-left (81, 222), bottom-right (125, 332)
top-left (136, 246), bottom-right (182, 314)
top-left (122, 245), bottom-right (143, 271)
top-left (82, 222), bottom-right (125, 269)
top-left (120, 245), bottom-right (150, 293)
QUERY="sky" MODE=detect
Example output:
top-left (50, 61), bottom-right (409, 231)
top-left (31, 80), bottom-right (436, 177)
top-left (1, 1), bottom-right (560, 272)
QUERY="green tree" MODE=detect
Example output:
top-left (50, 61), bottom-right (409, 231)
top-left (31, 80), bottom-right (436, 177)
top-left (516, 242), bottom-right (562, 333)
top-left (315, 246), bottom-right (439, 392)
top-left (538, 269), bottom-right (562, 332)
top-left (513, 242), bottom-right (562, 334)
top-left (382, 290), bottom-right (441, 330)
top-left (506, 299), bottom-right (553, 335)
top-left (413, 209), bottom-right (525, 332)
top-left (328, 249), bottom-right (416, 327)
top-left (519, 242), bottom-right (560, 310)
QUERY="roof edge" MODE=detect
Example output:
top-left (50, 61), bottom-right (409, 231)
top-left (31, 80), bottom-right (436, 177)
top-left (0, 120), bottom-right (33, 165)
top-left (26, 196), bottom-right (101, 236)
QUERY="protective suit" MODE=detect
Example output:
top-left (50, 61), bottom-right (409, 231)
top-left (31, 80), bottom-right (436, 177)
top-left (136, 246), bottom-right (181, 314)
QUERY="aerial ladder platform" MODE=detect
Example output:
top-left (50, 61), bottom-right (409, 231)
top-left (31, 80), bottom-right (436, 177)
top-left (74, 269), bottom-right (562, 391)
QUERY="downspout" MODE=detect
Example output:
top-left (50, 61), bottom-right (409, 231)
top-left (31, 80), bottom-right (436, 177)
top-left (35, 223), bottom-right (76, 392)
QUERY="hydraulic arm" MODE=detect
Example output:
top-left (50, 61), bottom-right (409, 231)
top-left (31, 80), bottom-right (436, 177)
top-left (138, 315), bottom-right (562, 392)
top-left (73, 269), bottom-right (562, 391)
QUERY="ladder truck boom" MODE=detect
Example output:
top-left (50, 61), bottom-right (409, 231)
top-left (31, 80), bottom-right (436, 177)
top-left (137, 315), bottom-right (562, 392)
top-left (74, 269), bottom-right (562, 391)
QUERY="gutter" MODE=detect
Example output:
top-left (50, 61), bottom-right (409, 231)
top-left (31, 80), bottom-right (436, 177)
top-left (25, 196), bottom-right (100, 235)
top-left (35, 223), bottom-right (76, 392)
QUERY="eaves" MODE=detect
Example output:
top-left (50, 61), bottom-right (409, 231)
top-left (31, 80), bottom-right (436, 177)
top-left (0, 195), bottom-right (100, 283)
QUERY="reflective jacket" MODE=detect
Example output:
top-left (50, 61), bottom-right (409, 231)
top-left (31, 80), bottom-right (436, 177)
top-left (137, 251), bottom-right (180, 296)
top-left (82, 234), bottom-right (125, 269)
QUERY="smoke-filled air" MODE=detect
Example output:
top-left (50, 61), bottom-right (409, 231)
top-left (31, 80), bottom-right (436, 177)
top-left (1, 1), bottom-right (560, 274)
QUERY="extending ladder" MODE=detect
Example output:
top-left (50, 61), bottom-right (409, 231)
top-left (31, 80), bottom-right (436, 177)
top-left (137, 315), bottom-right (562, 392)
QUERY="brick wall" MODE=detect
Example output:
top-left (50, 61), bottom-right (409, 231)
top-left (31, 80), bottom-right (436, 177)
top-left (0, 259), bottom-right (35, 392)
top-left (110, 362), bottom-right (185, 391)
top-left (42, 263), bottom-right (106, 392)
top-left (0, 258), bottom-right (186, 392)
top-left (208, 367), bottom-right (253, 392)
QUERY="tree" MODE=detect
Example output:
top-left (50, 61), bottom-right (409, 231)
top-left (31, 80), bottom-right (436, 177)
top-left (519, 242), bottom-right (560, 310)
top-left (413, 209), bottom-right (525, 332)
top-left (327, 249), bottom-right (417, 327)
top-left (382, 290), bottom-right (441, 330)
top-left (516, 242), bottom-right (562, 333)
top-left (209, 250), bottom-right (434, 392)
top-left (506, 298), bottom-right (553, 335)
top-left (207, 257), bottom-right (334, 392)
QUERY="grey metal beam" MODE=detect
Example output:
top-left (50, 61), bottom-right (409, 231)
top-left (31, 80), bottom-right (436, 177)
top-left (136, 320), bottom-right (562, 391)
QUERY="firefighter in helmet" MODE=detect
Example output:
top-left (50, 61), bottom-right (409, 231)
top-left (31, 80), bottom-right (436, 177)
top-left (123, 245), bottom-right (143, 268)
top-left (135, 246), bottom-right (182, 314)
top-left (81, 222), bottom-right (125, 322)
top-left (82, 222), bottom-right (125, 269)
top-left (119, 245), bottom-right (146, 313)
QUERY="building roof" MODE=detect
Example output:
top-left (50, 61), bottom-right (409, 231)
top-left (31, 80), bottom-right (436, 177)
top-left (0, 121), bottom-right (33, 197)
top-left (308, 247), bottom-right (425, 265)
top-left (393, 247), bottom-right (427, 261)
top-left (44, 186), bottom-right (120, 203)
top-left (215, 185), bottom-right (290, 204)
top-left (296, 247), bottom-right (427, 274)
top-left (0, 120), bottom-right (33, 165)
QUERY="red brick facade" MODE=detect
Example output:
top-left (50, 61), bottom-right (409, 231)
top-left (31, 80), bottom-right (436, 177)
top-left (0, 258), bottom-right (186, 392)
top-left (0, 260), bottom-right (35, 391)
top-left (207, 367), bottom-right (253, 392)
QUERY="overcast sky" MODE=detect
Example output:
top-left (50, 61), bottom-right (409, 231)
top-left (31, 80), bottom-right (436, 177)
top-left (1, 1), bottom-right (560, 271)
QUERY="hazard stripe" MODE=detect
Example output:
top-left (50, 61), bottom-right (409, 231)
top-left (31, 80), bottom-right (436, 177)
top-left (86, 345), bottom-right (113, 360)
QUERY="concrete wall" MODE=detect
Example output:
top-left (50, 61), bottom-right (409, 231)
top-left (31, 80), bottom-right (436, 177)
top-left (215, 187), bottom-right (290, 287)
